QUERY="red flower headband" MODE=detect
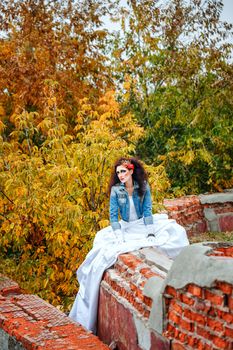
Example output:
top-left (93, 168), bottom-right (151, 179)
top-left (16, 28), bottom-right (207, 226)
top-left (122, 161), bottom-right (134, 170)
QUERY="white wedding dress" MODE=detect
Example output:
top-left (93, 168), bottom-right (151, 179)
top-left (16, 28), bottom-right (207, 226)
top-left (69, 213), bottom-right (189, 333)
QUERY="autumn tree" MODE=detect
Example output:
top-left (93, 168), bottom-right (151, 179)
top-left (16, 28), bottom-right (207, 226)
top-left (0, 0), bottom-right (116, 133)
top-left (111, 0), bottom-right (233, 194)
top-left (0, 1), bottom-right (150, 308)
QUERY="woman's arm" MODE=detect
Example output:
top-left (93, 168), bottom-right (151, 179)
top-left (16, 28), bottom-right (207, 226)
top-left (142, 183), bottom-right (153, 226)
top-left (109, 187), bottom-right (121, 230)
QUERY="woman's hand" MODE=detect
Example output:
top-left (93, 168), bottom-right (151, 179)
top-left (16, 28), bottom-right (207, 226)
top-left (146, 224), bottom-right (156, 243)
top-left (114, 229), bottom-right (124, 244)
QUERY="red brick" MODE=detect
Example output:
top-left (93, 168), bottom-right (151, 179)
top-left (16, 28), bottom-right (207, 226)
top-left (196, 326), bottom-right (212, 341)
top-left (187, 284), bottom-right (203, 298)
top-left (143, 296), bottom-right (152, 308)
top-left (195, 300), bottom-right (211, 313)
top-left (215, 281), bottom-right (233, 294)
top-left (174, 328), bottom-right (179, 338)
top-left (228, 297), bottom-right (233, 310)
top-left (151, 330), bottom-right (171, 350)
top-left (187, 336), bottom-right (199, 347)
top-left (164, 286), bottom-right (178, 298)
top-left (191, 311), bottom-right (206, 325)
top-left (219, 215), bottom-right (233, 233)
top-left (196, 221), bottom-right (207, 233)
top-left (168, 310), bottom-right (181, 324)
top-left (136, 288), bottom-right (144, 300)
top-left (165, 323), bottom-right (176, 336)
top-left (178, 331), bottom-right (187, 343)
top-left (197, 341), bottom-right (212, 350)
top-left (143, 309), bottom-right (150, 318)
top-left (225, 325), bottom-right (233, 338)
top-left (2, 286), bottom-right (21, 296)
top-left (170, 300), bottom-right (183, 314)
top-left (142, 270), bottom-right (157, 279)
top-left (179, 318), bottom-right (193, 332)
top-left (180, 293), bottom-right (195, 306)
top-left (129, 282), bottom-right (137, 292)
top-left (229, 296), bottom-right (233, 309)
top-left (208, 306), bottom-right (217, 317)
top-left (0, 275), bottom-right (21, 296)
top-left (205, 290), bottom-right (224, 305)
top-left (217, 309), bottom-right (233, 323)
top-left (118, 254), bottom-right (142, 270)
top-left (207, 317), bottom-right (224, 332)
top-left (212, 335), bottom-right (231, 349)
top-left (171, 340), bottom-right (189, 350)
top-left (183, 308), bottom-right (192, 320)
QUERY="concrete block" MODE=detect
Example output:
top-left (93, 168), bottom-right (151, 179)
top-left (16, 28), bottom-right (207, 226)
top-left (139, 248), bottom-right (173, 273)
top-left (203, 208), bottom-right (219, 232)
top-left (199, 192), bottom-right (233, 204)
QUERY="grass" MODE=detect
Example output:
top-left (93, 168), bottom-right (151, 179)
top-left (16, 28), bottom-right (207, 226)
top-left (189, 231), bottom-right (233, 244)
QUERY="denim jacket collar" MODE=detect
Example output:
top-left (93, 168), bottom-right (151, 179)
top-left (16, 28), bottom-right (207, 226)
top-left (119, 181), bottom-right (139, 191)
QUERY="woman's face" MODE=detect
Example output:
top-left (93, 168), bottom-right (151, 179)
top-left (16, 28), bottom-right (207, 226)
top-left (116, 165), bottom-right (133, 184)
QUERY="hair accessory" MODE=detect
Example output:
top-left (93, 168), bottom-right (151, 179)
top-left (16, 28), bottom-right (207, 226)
top-left (122, 160), bottom-right (134, 170)
top-left (126, 163), bottom-right (134, 170)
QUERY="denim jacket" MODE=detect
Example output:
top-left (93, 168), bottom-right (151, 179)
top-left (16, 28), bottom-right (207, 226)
top-left (109, 181), bottom-right (153, 230)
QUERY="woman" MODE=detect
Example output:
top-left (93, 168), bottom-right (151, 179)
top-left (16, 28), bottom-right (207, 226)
top-left (69, 157), bottom-right (189, 333)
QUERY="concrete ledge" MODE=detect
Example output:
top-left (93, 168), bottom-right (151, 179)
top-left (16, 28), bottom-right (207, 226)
top-left (199, 192), bottom-right (233, 204)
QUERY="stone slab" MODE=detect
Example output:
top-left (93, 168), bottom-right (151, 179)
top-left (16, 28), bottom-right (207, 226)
top-left (139, 248), bottom-right (173, 273)
top-left (199, 192), bottom-right (233, 204)
top-left (203, 208), bottom-right (220, 232)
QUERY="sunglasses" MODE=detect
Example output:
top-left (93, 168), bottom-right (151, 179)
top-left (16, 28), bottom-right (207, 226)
top-left (116, 169), bottom-right (127, 175)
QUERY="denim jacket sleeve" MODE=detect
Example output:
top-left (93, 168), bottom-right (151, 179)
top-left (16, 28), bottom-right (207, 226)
top-left (142, 183), bottom-right (153, 225)
top-left (109, 186), bottom-right (121, 231)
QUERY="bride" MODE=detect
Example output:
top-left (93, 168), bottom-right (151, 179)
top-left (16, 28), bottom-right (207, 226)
top-left (69, 157), bottom-right (189, 333)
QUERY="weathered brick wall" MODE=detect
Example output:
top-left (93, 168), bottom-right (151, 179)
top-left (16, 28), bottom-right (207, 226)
top-left (2, 244), bottom-right (232, 350)
top-left (98, 243), bottom-right (233, 350)
top-left (163, 190), bottom-right (233, 235)
top-left (163, 196), bottom-right (207, 235)
top-left (164, 282), bottom-right (233, 350)
top-left (98, 248), bottom-right (173, 350)
top-left (163, 244), bottom-right (233, 350)
top-left (0, 274), bottom-right (110, 350)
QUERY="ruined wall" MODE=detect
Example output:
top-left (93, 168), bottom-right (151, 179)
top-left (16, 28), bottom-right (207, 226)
top-left (0, 275), bottom-right (109, 350)
top-left (163, 190), bottom-right (233, 235)
top-left (163, 243), bottom-right (233, 350)
top-left (98, 243), bottom-right (233, 350)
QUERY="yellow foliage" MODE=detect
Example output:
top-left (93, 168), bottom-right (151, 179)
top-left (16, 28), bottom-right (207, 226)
top-left (0, 91), bottom-right (151, 311)
top-left (178, 150), bottom-right (195, 165)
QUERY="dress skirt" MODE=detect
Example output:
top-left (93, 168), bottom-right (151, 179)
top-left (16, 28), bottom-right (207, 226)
top-left (69, 213), bottom-right (189, 333)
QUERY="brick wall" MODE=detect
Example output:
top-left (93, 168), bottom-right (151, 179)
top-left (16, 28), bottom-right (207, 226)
top-left (98, 243), bottom-right (233, 350)
top-left (163, 190), bottom-right (233, 235)
top-left (97, 249), bottom-right (170, 350)
top-left (0, 274), bottom-right (110, 350)
top-left (2, 243), bottom-right (232, 350)
top-left (163, 244), bottom-right (233, 350)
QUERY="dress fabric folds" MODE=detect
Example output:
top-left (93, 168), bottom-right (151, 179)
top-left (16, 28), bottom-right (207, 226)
top-left (69, 213), bottom-right (189, 333)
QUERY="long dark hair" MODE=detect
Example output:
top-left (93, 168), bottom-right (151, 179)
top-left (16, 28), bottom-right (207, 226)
top-left (109, 157), bottom-right (148, 197)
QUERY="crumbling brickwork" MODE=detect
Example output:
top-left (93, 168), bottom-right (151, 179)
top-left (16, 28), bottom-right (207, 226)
top-left (0, 274), bottom-right (109, 350)
top-left (163, 191), bottom-right (233, 235)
